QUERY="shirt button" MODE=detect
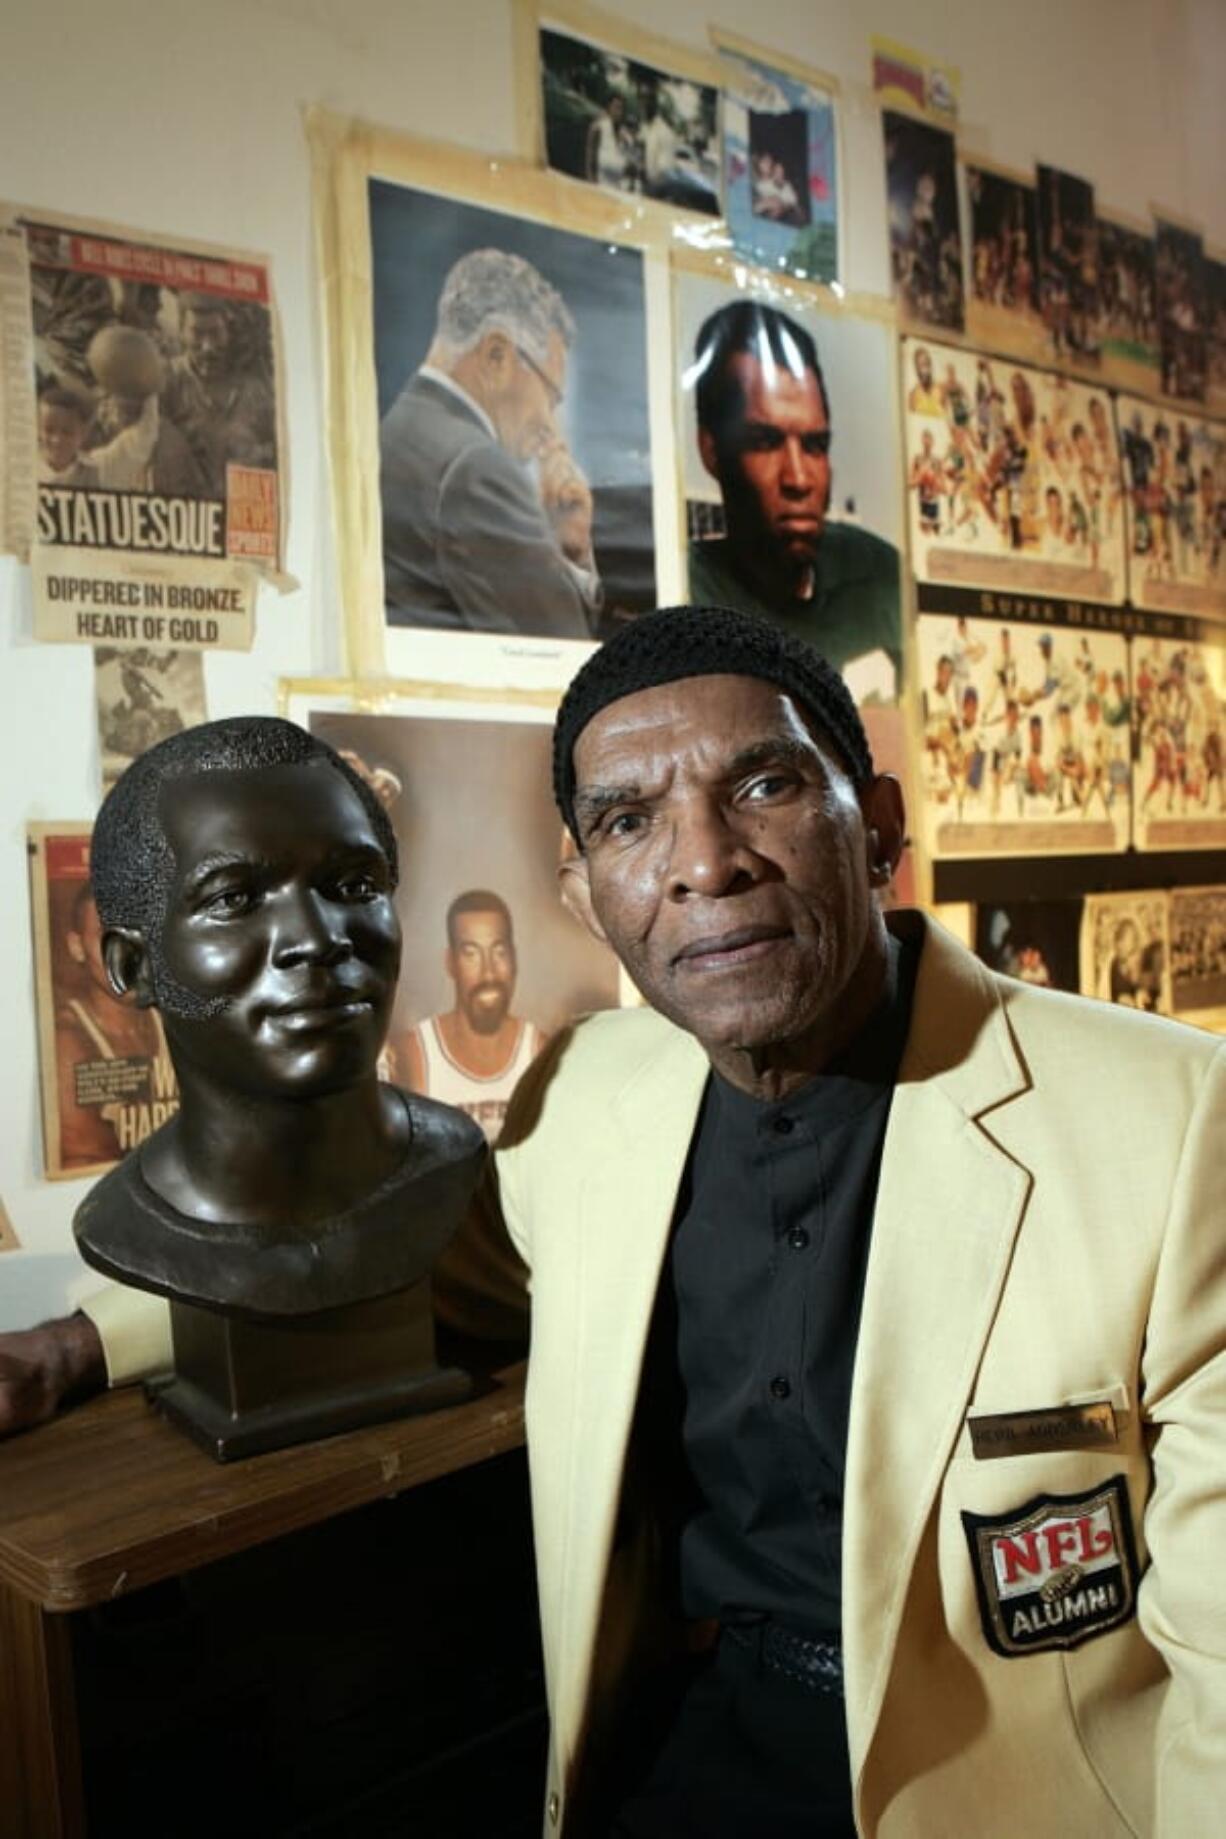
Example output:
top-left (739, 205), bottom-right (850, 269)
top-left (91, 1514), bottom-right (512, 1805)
top-left (770, 1375), bottom-right (791, 1400)
top-left (772, 1115), bottom-right (795, 1135)
top-left (787, 1227), bottom-right (810, 1251)
top-left (548, 1790), bottom-right (560, 1825)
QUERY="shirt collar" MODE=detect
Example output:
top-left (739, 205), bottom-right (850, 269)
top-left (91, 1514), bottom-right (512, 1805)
top-left (417, 364), bottom-right (498, 442)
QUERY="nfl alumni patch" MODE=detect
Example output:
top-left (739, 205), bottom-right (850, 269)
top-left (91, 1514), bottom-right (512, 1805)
top-left (962, 1476), bottom-right (1140, 1657)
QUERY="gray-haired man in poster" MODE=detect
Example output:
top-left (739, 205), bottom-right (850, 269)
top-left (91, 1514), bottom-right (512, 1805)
top-left (379, 249), bottom-right (602, 639)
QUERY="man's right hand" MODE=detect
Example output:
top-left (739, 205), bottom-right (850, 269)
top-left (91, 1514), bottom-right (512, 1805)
top-left (0, 1313), bottom-right (106, 1437)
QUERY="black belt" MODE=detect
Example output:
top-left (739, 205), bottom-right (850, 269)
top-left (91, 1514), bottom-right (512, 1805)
top-left (720, 1620), bottom-right (844, 1697)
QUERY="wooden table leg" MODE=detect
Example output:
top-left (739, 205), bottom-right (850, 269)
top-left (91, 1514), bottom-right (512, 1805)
top-left (0, 1581), bottom-right (86, 1838)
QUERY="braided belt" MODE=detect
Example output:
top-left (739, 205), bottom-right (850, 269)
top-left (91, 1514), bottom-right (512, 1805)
top-left (722, 1620), bottom-right (844, 1697)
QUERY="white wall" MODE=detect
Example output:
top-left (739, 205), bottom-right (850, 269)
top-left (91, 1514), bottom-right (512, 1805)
top-left (2, 0), bottom-right (1222, 1327)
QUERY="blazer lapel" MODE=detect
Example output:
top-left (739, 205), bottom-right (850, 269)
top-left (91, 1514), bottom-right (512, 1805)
top-left (550, 1023), bottom-right (709, 1769)
top-left (843, 918), bottom-right (1034, 1782)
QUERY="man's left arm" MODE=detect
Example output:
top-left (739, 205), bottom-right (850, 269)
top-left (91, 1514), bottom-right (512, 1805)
top-left (1138, 1041), bottom-right (1226, 1835)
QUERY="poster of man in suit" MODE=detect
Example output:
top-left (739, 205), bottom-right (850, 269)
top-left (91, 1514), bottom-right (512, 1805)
top-left (369, 178), bottom-right (657, 654)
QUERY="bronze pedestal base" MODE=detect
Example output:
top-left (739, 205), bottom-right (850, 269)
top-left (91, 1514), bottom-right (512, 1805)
top-left (148, 1281), bottom-right (475, 1461)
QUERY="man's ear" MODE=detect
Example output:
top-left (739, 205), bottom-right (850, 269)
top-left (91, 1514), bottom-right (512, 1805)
top-left (697, 425), bottom-right (722, 485)
top-left (102, 927), bottom-right (157, 1008)
top-left (476, 329), bottom-right (514, 395)
top-left (861, 773), bottom-right (907, 888)
top-left (557, 854), bottom-right (608, 945)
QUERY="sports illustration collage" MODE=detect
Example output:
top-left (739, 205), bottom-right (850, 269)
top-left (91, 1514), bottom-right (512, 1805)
top-left (4, 2), bottom-right (1225, 1195)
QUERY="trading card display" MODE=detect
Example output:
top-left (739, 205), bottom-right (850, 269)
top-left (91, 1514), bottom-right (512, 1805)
top-left (718, 44), bottom-right (838, 285)
top-left (1079, 889), bottom-right (1171, 1013)
top-left (974, 899), bottom-right (1081, 994)
top-left (903, 338), bottom-right (1127, 604)
top-left (1035, 166), bottom-right (1100, 364)
top-left (917, 611), bottom-right (1130, 858)
top-left (539, 24), bottom-right (721, 215)
top-left (1155, 219), bottom-right (1208, 402)
top-left (882, 110), bottom-right (963, 332)
top-left (1132, 633), bottom-right (1226, 851)
top-left (370, 177), bottom-right (655, 647)
top-left (28, 825), bottom-right (179, 1179)
top-left (94, 645), bottom-right (207, 790)
top-left (2, 208), bottom-right (284, 651)
top-left (1168, 886), bottom-right (1226, 1014)
top-left (1117, 397), bottom-right (1226, 620)
top-left (965, 164), bottom-right (1040, 355)
top-left (1096, 218), bottom-right (1160, 384)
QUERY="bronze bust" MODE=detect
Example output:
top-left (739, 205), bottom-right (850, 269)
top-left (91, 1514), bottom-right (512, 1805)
top-left (73, 716), bottom-right (487, 1455)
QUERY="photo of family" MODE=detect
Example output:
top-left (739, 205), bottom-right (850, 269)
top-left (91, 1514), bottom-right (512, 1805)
top-left (539, 24), bottom-right (721, 215)
top-left (718, 41), bottom-right (838, 285)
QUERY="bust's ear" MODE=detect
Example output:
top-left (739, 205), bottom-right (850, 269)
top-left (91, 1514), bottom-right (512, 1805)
top-left (102, 927), bottom-right (157, 1009)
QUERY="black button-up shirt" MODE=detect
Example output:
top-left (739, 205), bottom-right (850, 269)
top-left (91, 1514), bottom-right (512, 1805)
top-left (666, 934), bottom-right (919, 1641)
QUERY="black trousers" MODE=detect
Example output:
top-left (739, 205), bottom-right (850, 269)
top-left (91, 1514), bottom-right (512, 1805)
top-left (602, 1632), bottom-right (857, 1839)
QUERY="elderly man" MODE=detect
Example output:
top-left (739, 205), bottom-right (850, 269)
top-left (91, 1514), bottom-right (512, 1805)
top-left (380, 248), bottom-right (600, 638)
top-left (3, 610), bottom-right (1223, 1837)
top-left (688, 302), bottom-right (902, 699)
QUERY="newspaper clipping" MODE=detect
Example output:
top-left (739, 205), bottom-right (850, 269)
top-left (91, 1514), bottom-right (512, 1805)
top-left (94, 645), bottom-right (207, 790)
top-left (1, 207), bottom-right (287, 653)
top-left (28, 824), bottom-right (179, 1179)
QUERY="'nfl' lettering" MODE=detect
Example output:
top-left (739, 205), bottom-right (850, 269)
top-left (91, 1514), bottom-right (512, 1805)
top-left (963, 1476), bottom-right (1139, 1658)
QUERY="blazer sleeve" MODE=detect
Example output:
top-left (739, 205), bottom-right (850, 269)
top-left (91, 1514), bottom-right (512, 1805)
top-left (79, 1280), bottom-right (172, 1385)
top-left (1136, 1041), bottom-right (1226, 1836)
top-left (435, 442), bottom-right (599, 640)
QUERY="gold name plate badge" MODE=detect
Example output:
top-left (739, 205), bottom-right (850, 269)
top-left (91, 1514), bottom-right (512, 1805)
top-left (969, 1400), bottom-right (1118, 1461)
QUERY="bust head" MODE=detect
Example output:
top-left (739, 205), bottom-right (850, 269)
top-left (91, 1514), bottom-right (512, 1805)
top-left (75, 717), bottom-right (485, 1320)
top-left (92, 716), bottom-right (401, 1099)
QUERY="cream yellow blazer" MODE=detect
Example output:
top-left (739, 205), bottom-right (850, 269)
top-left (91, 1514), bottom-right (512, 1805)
top-left (85, 915), bottom-right (1225, 1837)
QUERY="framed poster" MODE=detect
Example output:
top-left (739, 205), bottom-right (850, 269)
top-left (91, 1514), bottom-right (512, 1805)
top-left (27, 823), bottom-right (179, 1179)
top-left (1096, 213), bottom-right (1160, 396)
top-left (309, 111), bottom-right (671, 692)
top-left (1117, 398), bottom-right (1226, 621)
top-left (882, 109), bottom-right (964, 332)
top-left (1079, 889), bottom-right (1171, 1014)
top-left (964, 159), bottom-right (1042, 362)
top-left (1035, 165), bottom-right (1100, 365)
top-left (1169, 885), bottom-right (1226, 1018)
top-left (1154, 217), bottom-right (1208, 403)
top-left (713, 31), bottom-right (840, 287)
top-left (916, 608), bottom-right (1130, 859)
top-left (675, 266), bottom-right (903, 703)
top-left (534, 10), bottom-right (721, 215)
top-left (902, 336), bottom-right (1127, 605)
top-left (1206, 252), bottom-right (1226, 415)
top-left (1132, 631), bottom-right (1226, 852)
top-left (283, 681), bottom-right (624, 1143)
top-left (974, 899), bottom-right (1082, 994)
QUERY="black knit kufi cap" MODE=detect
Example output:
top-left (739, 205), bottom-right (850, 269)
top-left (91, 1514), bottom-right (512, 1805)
top-left (553, 605), bottom-right (874, 837)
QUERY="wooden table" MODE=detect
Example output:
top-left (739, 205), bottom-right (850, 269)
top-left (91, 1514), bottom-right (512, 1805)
top-left (0, 1365), bottom-right (527, 1838)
